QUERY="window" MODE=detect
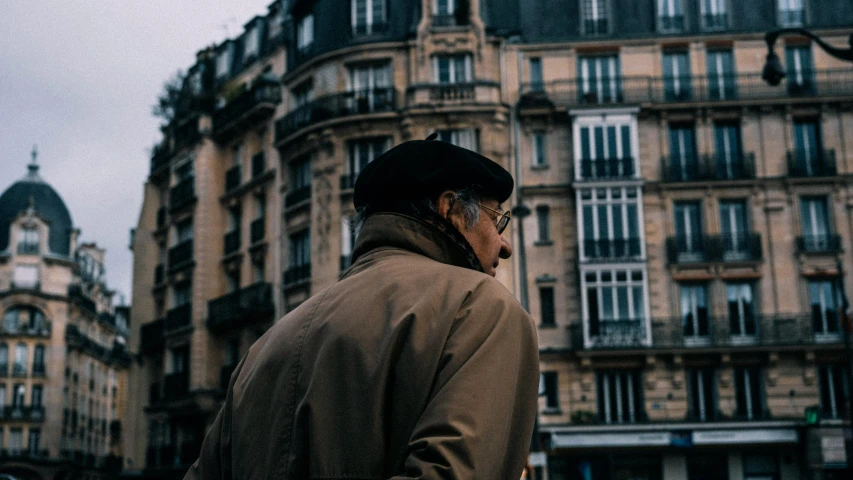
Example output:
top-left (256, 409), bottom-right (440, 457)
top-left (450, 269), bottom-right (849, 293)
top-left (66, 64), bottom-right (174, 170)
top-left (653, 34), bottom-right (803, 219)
top-left (819, 365), bottom-right (849, 419)
top-left (31, 385), bottom-right (43, 408)
top-left (680, 284), bottom-right (710, 341)
top-left (13, 344), bottom-right (27, 376)
top-left (809, 279), bottom-right (840, 336)
top-left (296, 14), bottom-right (314, 52)
top-left (253, 259), bottom-right (266, 284)
top-left (349, 62), bottom-right (392, 112)
top-left (529, 57), bottom-right (543, 92)
top-left (243, 25), bottom-right (260, 60)
top-left (792, 120), bottom-right (825, 175)
top-left (12, 384), bottom-right (25, 407)
top-left (706, 50), bottom-right (737, 100)
top-left (16, 227), bottom-right (39, 255)
top-left (786, 45), bottom-right (814, 95)
top-left (726, 282), bottom-right (757, 338)
top-left (290, 230), bottom-right (311, 270)
top-left (0, 344), bottom-right (7, 373)
top-left (532, 132), bottom-right (547, 167)
top-left (673, 201), bottom-right (703, 259)
top-left (541, 372), bottom-right (559, 410)
top-left (800, 197), bottom-right (831, 250)
top-left (434, 54), bottom-right (472, 84)
top-left (2, 310), bottom-right (18, 334)
top-left (580, 187), bottom-right (641, 260)
top-left (536, 206), bottom-right (551, 243)
top-left (174, 219), bottom-right (193, 245)
top-left (581, 0), bottom-right (608, 35)
top-left (778, 0), bottom-right (804, 26)
top-left (292, 82), bottom-right (313, 109)
top-left (597, 370), bottom-right (644, 424)
top-left (228, 206), bottom-right (241, 234)
top-left (577, 122), bottom-right (633, 179)
top-left (578, 55), bottom-right (621, 104)
top-left (172, 283), bottom-right (191, 308)
top-left (437, 129), bottom-right (478, 152)
top-left (0, 385), bottom-right (5, 408)
top-left (226, 270), bottom-right (240, 294)
top-left (352, 0), bottom-right (387, 34)
top-left (170, 346), bottom-right (188, 374)
top-left (667, 124), bottom-right (698, 180)
top-left (348, 138), bottom-right (388, 180)
top-left (734, 367), bottom-right (765, 419)
top-left (434, 0), bottom-right (454, 15)
top-left (700, 0), bottom-right (727, 30)
top-left (584, 269), bottom-right (646, 346)
top-left (663, 51), bottom-right (691, 101)
top-left (714, 123), bottom-right (744, 179)
top-left (33, 345), bottom-right (45, 375)
top-left (9, 428), bottom-right (22, 455)
top-left (540, 287), bottom-right (555, 327)
top-left (215, 43), bottom-right (232, 79)
top-left (13, 265), bottom-right (38, 289)
top-left (657, 0), bottom-right (685, 32)
top-left (290, 156), bottom-right (312, 195)
top-left (719, 199), bottom-right (749, 258)
top-left (743, 455), bottom-right (778, 480)
top-left (688, 368), bottom-right (717, 421)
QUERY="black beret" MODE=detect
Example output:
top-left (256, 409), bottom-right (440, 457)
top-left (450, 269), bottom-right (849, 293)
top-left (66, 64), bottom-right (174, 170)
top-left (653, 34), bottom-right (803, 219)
top-left (353, 139), bottom-right (514, 209)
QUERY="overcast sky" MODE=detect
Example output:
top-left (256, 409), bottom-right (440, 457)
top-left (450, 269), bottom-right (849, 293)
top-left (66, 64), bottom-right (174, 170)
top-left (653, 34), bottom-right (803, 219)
top-left (0, 0), bottom-right (273, 303)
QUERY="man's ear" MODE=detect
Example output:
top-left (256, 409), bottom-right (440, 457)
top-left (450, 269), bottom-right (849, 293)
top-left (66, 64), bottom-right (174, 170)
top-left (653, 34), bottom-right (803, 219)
top-left (436, 190), bottom-right (466, 230)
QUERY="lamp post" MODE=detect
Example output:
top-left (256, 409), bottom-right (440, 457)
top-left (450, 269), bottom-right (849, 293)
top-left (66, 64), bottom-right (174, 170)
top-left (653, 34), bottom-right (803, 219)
top-left (760, 27), bottom-right (853, 476)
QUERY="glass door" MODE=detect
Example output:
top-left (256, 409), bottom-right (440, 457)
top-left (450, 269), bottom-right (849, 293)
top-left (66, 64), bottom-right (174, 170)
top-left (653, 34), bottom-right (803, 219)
top-left (706, 50), bottom-right (736, 100)
top-left (727, 282), bottom-right (757, 342)
top-left (681, 284), bottom-right (710, 344)
top-left (674, 202), bottom-right (703, 261)
top-left (714, 123), bottom-right (743, 179)
top-left (668, 125), bottom-right (697, 180)
top-left (809, 279), bottom-right (840, 340)
top-left (719, 200), bottom-right (749, 260)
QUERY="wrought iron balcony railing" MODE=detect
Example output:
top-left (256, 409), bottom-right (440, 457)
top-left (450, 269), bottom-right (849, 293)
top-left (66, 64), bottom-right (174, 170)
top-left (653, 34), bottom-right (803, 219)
top-left (520, 70), bottom-right (853, 109)
top-left (169, 178), bottom-right (196, 211)
top-left (275, 88), bottom-right (396, 142)
top-left (168, 239), bottom-right (193, 269)
top-left (787, 149), bottom-right (837, 177)
top-left (164, 304), bottom-right (191, 333)
top-left (578, 157), bottom-right (636, 180)
top-left (569, 319), bottom-right (648, 350)
top-left (661, 153), bottom-right (756, 182)
top-left (796, 234), bottom-right (842, 254)
top-left (582, 238), bottom-right (642, 262)
top-left (285, 185), bottom-right (311, 206)
top-left (212, 80), bottom-right (281, 139)
top-left (283, 264), bottom-right (311, 286)
top-left (207, 282), bottom-right (274, 333)
top-left (666, 233), bottom-right (762, 264)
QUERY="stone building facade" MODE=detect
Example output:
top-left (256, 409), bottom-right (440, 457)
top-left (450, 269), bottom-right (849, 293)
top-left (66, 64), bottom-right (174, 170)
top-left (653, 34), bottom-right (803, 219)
top-left (0, 158), bottom-right (131, 480)
top-left (125, 0), bottom-right (853, 479)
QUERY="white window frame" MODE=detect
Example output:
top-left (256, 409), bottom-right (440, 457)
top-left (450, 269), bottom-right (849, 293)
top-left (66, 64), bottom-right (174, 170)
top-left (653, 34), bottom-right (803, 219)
top-left (437, 129), bottom-right (478, 152)
top-left (700, 0), bottom-right (727, 29)
top-left (17, 227), bottom-right (39, 254)
top-left (577, 187), bottom-right (644, 261)
top-left (433, 54), bottom-right (473, 84)
top-left (580, 267), bottom-right (651, 348)
top-left (597, 371), bottom-right (642, 424)
top-left (351, 0), bottom-right (387, 33)
top-left (571, 112), bottom-right (638, 182)
top-left (578, 55), bottom-right (621, 102)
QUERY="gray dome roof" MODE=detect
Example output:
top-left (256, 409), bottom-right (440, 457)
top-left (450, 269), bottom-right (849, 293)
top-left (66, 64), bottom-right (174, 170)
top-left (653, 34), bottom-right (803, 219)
top-left (0, 162), bottom-right (74, 256)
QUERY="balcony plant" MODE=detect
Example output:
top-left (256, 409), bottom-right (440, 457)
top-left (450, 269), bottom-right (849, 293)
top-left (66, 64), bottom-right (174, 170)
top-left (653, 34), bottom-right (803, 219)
top-left (570, 409), bottom-right (596, 424)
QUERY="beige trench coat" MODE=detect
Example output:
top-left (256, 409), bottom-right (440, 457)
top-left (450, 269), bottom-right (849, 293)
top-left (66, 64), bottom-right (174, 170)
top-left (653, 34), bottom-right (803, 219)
top-left (185, 213), bottom-right (539, 479)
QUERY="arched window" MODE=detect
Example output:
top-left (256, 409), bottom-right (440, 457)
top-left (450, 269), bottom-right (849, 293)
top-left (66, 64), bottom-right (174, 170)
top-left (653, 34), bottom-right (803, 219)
top-left (13, 343), bottom-right (28, 376)
top-left (2, 306), bottom-right (48, 334)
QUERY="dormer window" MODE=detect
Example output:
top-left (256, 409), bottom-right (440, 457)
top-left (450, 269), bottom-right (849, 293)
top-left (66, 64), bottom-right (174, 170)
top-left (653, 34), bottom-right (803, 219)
top-left (297, 14), bottom-right (315, 53)
top-left (243, 25), bottom-right (260, 60)
top-left (17, 227), bottom-right (39, 255)
top-left (216, 44), bottom-right (233, 79)
top-left (352, 0), bottom-right (387, 35)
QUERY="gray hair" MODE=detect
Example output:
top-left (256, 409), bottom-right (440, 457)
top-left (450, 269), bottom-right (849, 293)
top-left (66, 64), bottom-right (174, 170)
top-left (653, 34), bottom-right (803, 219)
top-left (354, 187), bottom-right (481, 231)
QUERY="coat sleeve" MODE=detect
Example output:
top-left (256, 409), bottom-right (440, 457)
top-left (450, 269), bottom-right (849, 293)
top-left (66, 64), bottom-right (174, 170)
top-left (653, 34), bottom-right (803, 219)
top-left (391, 284), bottom-right (540, 480)
top-left (183, 356), bottom-right (245, 480)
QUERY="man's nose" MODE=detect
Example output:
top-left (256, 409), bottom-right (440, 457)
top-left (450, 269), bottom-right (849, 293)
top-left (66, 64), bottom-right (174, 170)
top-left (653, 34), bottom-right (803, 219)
top-left (499, 235), bottom-right (512, 259)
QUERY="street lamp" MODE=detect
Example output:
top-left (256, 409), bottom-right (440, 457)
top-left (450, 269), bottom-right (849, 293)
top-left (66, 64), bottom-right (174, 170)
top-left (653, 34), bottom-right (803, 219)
top-left (761, 29), bottom-right (853, 86)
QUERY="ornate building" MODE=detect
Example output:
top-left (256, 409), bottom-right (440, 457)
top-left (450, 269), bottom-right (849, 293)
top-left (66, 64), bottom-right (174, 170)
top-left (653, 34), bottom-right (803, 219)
top-left (126, 0), bottom-right (853, 479)
top-left (0, 154), bottom-right (131, 480)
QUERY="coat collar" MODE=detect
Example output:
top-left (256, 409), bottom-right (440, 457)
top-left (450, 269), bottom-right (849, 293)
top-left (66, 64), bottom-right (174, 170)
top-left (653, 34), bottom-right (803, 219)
top-left (350, 212), bottom-right (483, 273)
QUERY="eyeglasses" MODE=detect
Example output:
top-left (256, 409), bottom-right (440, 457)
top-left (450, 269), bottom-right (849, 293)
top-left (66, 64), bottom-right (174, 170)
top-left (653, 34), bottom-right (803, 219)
top-left (478, 203), bottom-right (511, 234)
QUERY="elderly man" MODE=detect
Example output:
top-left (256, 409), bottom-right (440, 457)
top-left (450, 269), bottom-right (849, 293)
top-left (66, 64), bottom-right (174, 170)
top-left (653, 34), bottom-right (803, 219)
top-left (185, 137), bottom-right (539, 479)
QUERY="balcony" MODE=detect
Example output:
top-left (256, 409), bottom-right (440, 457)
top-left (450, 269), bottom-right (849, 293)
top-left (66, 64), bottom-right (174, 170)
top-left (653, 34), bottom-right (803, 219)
top-left (519, 70), bottom-right (853, 110)
top-left (283, 264), bottom-right (311, 287)
top-left (225, 166), bottom-right (242, 192)
top-left (250, 218), bottom-right (265, 244)
top-left (220, 364), bottom-right (237, 391)
top-left (68, 284), bottom-right (96, 314)
top-left (570, 319), bottom-right (648, 350)
top-left (168, 239), bottom-right (193, 270)
top-left (578, 157), bottom-right (636, 181)
top-left (140, 318), bottom-right (165, 353)
top-left (285, 185), bottom-right (311, 207)
top-left (582, 238), bottom-right (642, 262)
top-left (212, 79), bottom-right (281, 140)
top-left (169, 178), bottom-right (196, 211)
top-left (251, 152), bottom-right (266, 178)
top-left (0, 405), bottom-right (45, 422)
top-left (351, 21), bottom-right (389, 37)
top-left (702, 13), bottom-right (727, 30)
top-left (149, 116), bottom-right (202, 175)
top-left (407, 81), bottom-right (501, 107)
top-left (163, 371), bottom-right (189, 400)
top-left (650, 314), bottom-right (838, 349)
top-left (224, 230), bottom-right (241, 255)
top-left (658, 15), bottom-right (685, 32)
top-left (165, 304), bottom-right (192, 333)
top-left (207, 282), bottom-right (274, 332)
top-left (787, 149), bottom-right (836, 177)
top-left (661, 153), bottom-right (756, 182)
top-left (666, 233), bottom-right (762, 264)
top-left (275, 88), bottom-right (396, 143)
top-left (797, 234), bottom-right (842, 254)
top-left (582, 18), bottom-right (608, 36)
